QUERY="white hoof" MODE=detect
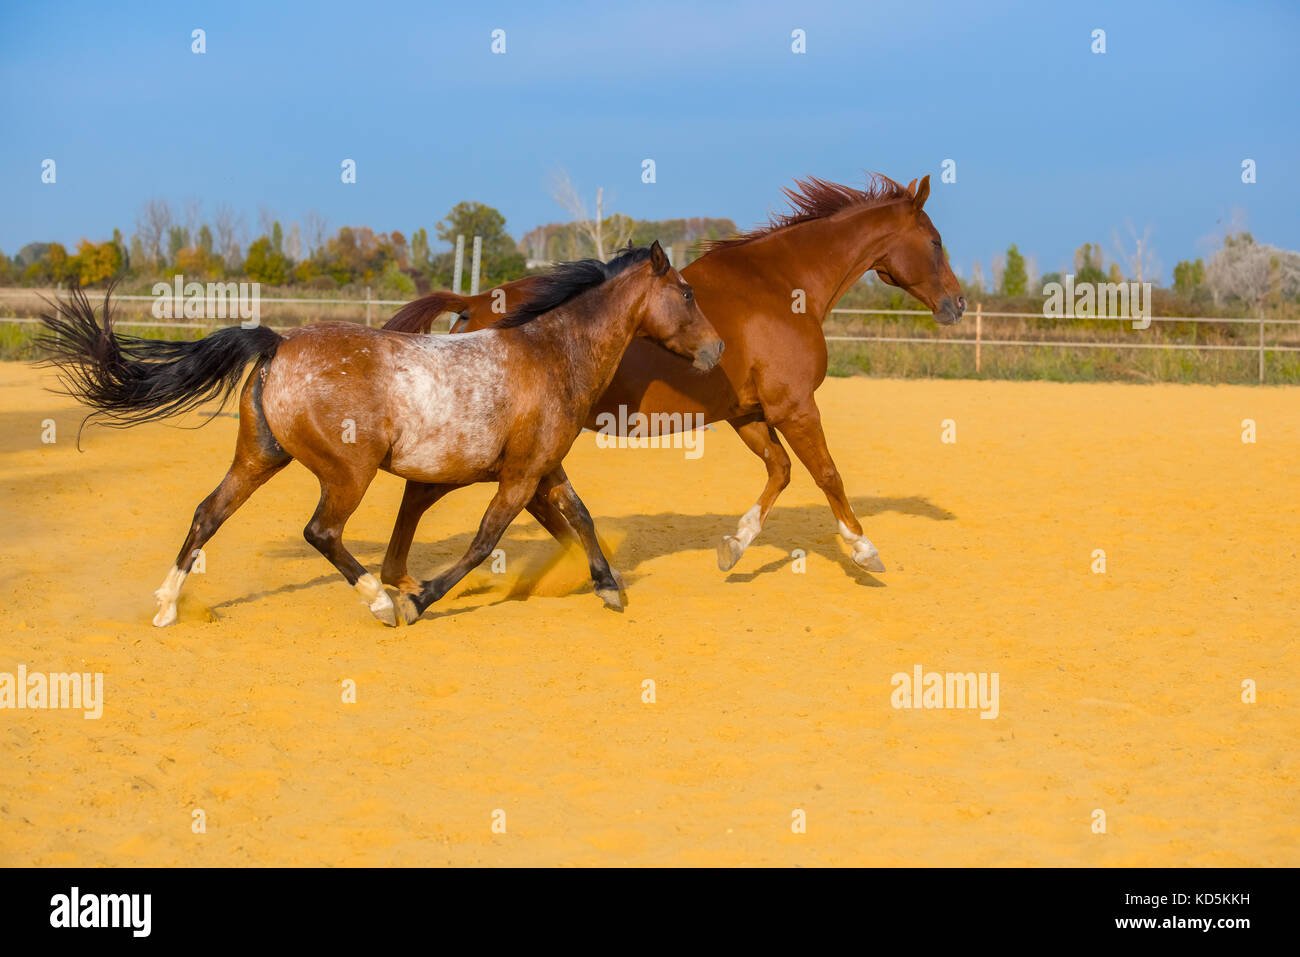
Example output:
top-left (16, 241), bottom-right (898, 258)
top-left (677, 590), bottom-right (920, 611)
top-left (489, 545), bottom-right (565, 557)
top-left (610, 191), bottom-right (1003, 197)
top-left (852, 541), bottom-right (886, 573)
top-left (152, 595), bottom-right (178, 627)
top-left (152, 565), bottom-right (187, 627)
top-left (839, 522), bottom-right (886, 573)
top-left (368, 593), bottom-right (397, 626)
top-left (717, 536), bottom-right (745, 571)
top-left (719, 505), bottom-right (761, 571)
top-left (355, 573), bottom-right (398, 627)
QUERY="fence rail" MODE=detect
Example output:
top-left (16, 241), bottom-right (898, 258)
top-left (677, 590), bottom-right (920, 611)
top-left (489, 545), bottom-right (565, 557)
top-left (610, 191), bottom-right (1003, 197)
top-left (3, 291), bottom-right (1298, 383)
top-left (825, 305), bottom-right (1298, 383)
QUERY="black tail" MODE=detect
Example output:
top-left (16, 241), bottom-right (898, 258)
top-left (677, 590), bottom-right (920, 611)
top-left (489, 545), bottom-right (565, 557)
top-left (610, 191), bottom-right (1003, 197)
top-left (37, 284), bottom-right (283, 430)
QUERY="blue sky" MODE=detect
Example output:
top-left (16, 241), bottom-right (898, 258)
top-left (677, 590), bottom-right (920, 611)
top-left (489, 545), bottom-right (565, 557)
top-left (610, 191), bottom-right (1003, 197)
top-left (2, 0), bottom-right (1296, 283)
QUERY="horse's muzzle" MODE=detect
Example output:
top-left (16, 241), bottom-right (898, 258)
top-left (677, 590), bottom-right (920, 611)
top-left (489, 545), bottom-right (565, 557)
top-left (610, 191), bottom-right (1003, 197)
top-left (934, 296), bottom-right (965, 326)
top-left (693, 339), bottom-right (725, 371)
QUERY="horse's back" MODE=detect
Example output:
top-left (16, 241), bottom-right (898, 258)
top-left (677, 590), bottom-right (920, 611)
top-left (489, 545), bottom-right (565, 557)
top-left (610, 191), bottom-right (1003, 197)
top-left (260, 322), bottom-right (514, 482)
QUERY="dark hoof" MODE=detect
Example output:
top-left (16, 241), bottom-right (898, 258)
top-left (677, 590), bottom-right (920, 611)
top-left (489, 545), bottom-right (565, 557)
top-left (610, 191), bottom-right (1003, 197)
top-left (396, 592), bottom-right (423, 626)
top-left (596, 586), bottom-right (624, 612)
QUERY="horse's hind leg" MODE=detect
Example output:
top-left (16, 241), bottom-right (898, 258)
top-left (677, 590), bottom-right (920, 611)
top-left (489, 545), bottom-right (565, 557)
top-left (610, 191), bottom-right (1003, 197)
top-left (153, 380), bottom-right (291, 626)
top-left (302, 467), bottom-right (395, 625)
top-left (717, 415), bottom-right (792, 571)
top-left (381, 476), bottom-right (610, 600)
top-left (399, 478), bottom-right (536, 625)
top-left (380, 480), bottom-right (458, 591)
top-left (534, 467), bottom-right (624, 610)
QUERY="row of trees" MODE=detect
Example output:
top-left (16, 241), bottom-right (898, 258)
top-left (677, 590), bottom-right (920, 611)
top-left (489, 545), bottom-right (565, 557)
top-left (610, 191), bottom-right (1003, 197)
top-left (3, 191), bottom-right (1297, 315)
top-left (959, 235), bottom-right (1300, 314)
top-left (0, 199), bottom-right (540, 298)
top-left (0, 190), bottom-right (735, 298)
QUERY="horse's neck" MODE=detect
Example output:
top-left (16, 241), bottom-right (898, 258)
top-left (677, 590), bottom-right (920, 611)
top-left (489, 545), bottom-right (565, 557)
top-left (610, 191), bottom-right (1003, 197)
top-left (750, 203), bottom-right (903, 320)
top-left (538, 279), bottom-right (643, 397)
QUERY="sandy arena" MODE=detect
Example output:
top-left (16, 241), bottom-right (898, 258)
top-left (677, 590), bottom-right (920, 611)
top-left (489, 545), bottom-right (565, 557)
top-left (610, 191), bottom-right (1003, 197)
top-left (1, 361), bottom-right (1295, 866)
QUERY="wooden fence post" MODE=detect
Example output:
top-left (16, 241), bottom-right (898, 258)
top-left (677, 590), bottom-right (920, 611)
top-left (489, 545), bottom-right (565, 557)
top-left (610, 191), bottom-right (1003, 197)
top-left (365, 286), bottom-right (372, 327)
top-left (975, 302), bottom-right (983, 373)
top-left (1258, 316), bottom-right (1265, 384)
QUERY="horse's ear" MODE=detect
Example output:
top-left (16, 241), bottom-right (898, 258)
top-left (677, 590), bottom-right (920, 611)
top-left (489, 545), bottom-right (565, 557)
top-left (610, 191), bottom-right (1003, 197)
top-left (649, 240), bottom-right (669, 276)
top-left (905, 178), bottom-right (918, 196)
top-left (913, 175), bottom-right (931, 211)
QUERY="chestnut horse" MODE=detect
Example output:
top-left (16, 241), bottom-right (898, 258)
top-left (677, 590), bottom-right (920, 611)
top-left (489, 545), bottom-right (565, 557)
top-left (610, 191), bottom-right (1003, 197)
top-left (381, 174), bottom-right (963, 588)
top-left (39, 242), bottom-right (722, 627)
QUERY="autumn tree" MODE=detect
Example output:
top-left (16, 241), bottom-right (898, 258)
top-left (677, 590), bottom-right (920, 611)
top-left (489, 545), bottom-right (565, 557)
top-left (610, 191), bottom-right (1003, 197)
top-left (71, 239), bottom-right (123, 285)
top-left (243, 237), bottom-right (290, 284)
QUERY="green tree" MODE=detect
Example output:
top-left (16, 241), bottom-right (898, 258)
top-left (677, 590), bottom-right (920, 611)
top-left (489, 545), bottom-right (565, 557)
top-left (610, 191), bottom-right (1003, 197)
top-left (434, 201), bottom-right (526, 284)
top-left (1073, 242), bottom-right (1106, 284)
top-left (410, 227), bottom-right (431, 271)
top-left (112, 228), bottom-right (128, 273)
top-left (378, 260), bottom-right (416, 298)
top-left (1002, 244), bottom-right (1027, 296)
top-left (15, 243), bottom-right (51, 271)
top-left (243, 237), bottom-right (290, 284)
top-left (1173, 258), bottom-right (1205, 296)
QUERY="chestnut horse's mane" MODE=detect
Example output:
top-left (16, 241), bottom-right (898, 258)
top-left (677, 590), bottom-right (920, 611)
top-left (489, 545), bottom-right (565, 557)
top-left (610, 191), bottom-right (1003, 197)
top-left (497, 244), bottom-right (653, 328)
top-left (705, 173), bottom-right (910, 251)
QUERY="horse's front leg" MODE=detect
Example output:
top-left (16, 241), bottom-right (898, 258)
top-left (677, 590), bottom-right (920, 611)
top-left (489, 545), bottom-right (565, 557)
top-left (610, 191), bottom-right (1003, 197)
top-left (772, 397), bottom-right (886, 574)
top-left (398, 478), bottom-right (537, 624)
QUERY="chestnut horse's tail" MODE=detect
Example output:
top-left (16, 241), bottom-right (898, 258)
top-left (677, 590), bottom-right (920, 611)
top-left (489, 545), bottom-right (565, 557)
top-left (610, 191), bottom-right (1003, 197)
top-left (38, 285), bottom-right (283, 431)
top-left (383, 290), bottom-right (472, 334)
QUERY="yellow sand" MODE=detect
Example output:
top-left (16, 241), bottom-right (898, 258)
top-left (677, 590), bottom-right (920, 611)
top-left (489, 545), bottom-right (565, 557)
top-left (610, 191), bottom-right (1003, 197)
top-left (0, 361), bottom-right (1295, 866)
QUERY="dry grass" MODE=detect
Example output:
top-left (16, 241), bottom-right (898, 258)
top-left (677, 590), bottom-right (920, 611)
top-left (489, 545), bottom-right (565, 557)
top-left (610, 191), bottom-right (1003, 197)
top-left (5, 287), bottom-right (1299, 383)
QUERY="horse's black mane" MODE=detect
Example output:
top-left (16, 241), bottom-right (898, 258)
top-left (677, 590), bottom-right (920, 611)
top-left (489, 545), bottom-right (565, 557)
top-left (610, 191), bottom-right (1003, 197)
top-left (496, 244), bottom-right (652, 328)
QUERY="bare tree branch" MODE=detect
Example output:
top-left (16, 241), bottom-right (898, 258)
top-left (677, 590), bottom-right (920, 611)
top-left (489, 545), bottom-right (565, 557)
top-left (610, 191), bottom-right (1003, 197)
top-left (548, 168), bottom-right (624, 260)
top-left (135, 198), bottom-right (173, 266)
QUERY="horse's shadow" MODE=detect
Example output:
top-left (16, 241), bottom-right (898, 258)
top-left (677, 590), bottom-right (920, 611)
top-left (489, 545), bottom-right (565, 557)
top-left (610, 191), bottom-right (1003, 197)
top-left (213, 494), bottom-right (955, 617)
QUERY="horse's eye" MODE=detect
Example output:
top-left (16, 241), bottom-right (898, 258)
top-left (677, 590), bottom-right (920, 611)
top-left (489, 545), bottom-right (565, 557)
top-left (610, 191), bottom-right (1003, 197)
top-left (682, 288), bottom-right (694, 301)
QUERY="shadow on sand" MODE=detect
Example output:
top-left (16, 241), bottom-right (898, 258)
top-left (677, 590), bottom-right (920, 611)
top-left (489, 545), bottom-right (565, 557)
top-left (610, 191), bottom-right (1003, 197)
top-left (210, 494), bottom-right (955, 619)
